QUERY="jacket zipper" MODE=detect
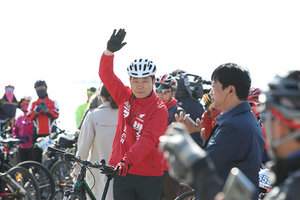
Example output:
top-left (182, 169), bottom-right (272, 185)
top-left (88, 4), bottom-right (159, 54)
top-left (130, 110), bottom-right (137, 128)
top-left (152, 151), bottom-right (155, 168)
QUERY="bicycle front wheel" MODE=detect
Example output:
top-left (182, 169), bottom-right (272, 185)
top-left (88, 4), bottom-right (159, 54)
top-left (6, 165), bottom-right (41, 199)
top-left (18, 160), bottom-right (55, 200)
top-left (175, 190), bottom-right (196, 200)
top-left (50, 160), bottom-right (73, 200)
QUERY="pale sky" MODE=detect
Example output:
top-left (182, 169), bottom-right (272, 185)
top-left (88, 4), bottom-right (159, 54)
top-left (1, 0), bottom-right (299, 130)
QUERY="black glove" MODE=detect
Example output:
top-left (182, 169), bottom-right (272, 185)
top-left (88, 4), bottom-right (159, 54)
top-left (40, 101), bottom-right (49, 113)
top-left (34, 104), bottom-right (44, 114)
top-left (107, 29), bottom-right (127, 52)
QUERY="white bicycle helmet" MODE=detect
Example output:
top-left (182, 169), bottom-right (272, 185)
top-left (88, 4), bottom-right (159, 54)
top-left (127, 59), bottom-right (157, 78)
top-left (155, 74), bottom-right (178, 89)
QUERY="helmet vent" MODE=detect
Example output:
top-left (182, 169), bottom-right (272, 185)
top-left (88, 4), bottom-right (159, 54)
top-left (127, 58), bottom-right (157, 77)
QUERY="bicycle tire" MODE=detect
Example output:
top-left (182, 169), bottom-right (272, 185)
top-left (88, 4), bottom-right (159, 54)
top-left (50, 160), bottom-right (73, 200)
top-left (18, 160), bottom-right (56, 200)
top-left (175, 190), bottom-right (196, 200)
top-left (177, 182), bottom-right (193, 196)
top-left (5, 165), bottom-right (41, 199)
top-left (43, 158), bottom-right (58, 171)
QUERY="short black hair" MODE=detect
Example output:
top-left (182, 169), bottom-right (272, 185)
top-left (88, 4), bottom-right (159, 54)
top-left (87, 87), bottom-right (97, 93)
top-left (211, 63), bottom-right (251, 101)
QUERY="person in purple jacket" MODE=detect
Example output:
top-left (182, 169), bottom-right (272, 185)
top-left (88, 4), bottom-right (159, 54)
top-left (12, 96), bottom-right (33, 162)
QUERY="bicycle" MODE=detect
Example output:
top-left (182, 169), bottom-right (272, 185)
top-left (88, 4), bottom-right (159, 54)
top-left (0, 146), bottom-right (41, 199)
top-left (35, 126), bottom-right (76, 199)
top-left (0, 137), bottom-right (55, 200)
top-left (0, 165), bottom-right (42, 200)
top-left (38, 124), bottom-right (77, 173)
top-left (37, 125), bottom-right (70, 170)
top-left (47, 146), bottom-right (115, 200)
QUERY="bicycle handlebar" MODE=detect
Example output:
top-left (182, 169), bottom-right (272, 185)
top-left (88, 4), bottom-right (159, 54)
top-left (0, 138), bottom-right (21, 145)
top-left (49, 129), bottom-right (66, 140)
top-left (47, 146), bottom-right (114, 174)
top-left (0, 119), bottom-right (10, 124)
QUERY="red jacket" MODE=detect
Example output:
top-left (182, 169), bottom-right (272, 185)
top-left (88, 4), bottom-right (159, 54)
top-left (200, 109), bottom-right (222, 140)
top-left (27, 97), bottom-right (59, 135)
top-left (99, 53), bottom-right (168, 176)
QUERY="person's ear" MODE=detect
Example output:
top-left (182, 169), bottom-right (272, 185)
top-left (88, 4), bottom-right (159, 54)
top-left (228, 85), bottom-right (235, 94)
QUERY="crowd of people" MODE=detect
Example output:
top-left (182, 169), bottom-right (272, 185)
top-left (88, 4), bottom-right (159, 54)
top-left (1, 28), bottom-right (299, 200)
top-left (0, 80), bottom-right (59, 164)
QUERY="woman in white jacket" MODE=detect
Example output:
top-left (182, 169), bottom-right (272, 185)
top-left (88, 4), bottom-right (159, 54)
top-left (72, 85), bottom-right (118, 200)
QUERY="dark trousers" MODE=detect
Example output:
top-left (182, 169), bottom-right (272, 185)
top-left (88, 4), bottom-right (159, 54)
top-left (31, 146), bottom-right (43, 163)
top-left (18, 148), bottom-right (32, 162)
top-left (113, 173), bottom-right (163, 200)
top-left (32, 134), bottom-right (48, 163)
top-left (161, 171), bottom-right (180, 200)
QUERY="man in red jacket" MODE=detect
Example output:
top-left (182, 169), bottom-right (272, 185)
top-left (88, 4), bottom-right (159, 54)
top-left (99, 29), bottom-right (168, 200)
top-left (27, 80), bottom-right (59, 163)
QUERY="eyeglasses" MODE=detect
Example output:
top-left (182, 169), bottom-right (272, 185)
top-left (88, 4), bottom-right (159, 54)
top-left (5, 88), bottom-right (14, 92)
top-left (155, 89), bottom-right (171, 94)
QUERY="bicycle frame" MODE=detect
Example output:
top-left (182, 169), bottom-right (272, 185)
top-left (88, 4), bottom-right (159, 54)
top-left (48, 146), bottom-right (114, 200)
top-left (0, 172), bottom-right (27, 197)
top-left (63, 166), bottom-right (97, 200)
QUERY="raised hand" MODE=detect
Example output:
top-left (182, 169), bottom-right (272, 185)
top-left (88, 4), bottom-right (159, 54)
top-left (107, 29), bottom-right (127, 52)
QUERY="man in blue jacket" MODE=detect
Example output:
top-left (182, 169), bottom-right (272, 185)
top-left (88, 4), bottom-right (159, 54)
top-left (172, 63), bottom-right (265, 200)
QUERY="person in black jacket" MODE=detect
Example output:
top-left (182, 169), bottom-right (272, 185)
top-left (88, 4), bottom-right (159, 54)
top-left (0, 85), bottom-right (19, 130)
